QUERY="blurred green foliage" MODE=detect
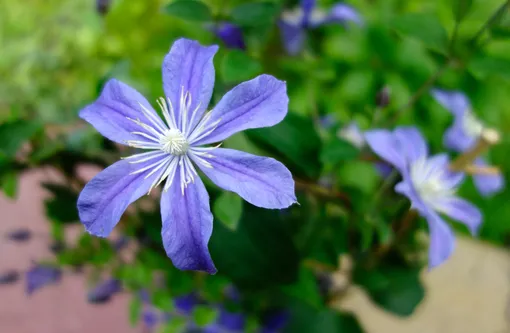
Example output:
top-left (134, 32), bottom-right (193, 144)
top-left (2, 0), bottom-right (510, 331)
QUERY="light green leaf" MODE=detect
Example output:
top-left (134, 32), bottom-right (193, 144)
top-left (220, 50), bottom-right (262, 83)
top-left (392, 13), bottom-right (448, 53)
top-left (468, 55), bottom-right (510, 81)
top-left (320, 139), bottom-right (360, 165)
top-left (129, 295), bottom-right (142, 327)
top-left (0, 120), bottom-right (42, 158)
top-left (192, 305), bottom-right (219, 327)
top-left (164, 0), bottom-right (212, 22)
top-left (214, 192), bottom-right (243, 230)
top-left (452, 0), bottom-right (473, 22)
top-left (1, 171), bottom-right (18, 199)
top-left (230, 2), bottom-right (279, 27)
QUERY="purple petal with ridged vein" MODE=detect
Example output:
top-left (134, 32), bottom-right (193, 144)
top-left (162, 38), bottom-right (218, 132)
top-left (432, 197), bottom-right (482, 235)
top-left (424, 210), bottom-right (456, 269)
top-left (328, 3), bottom-right (363, 25)
top-left (473, 158), bottom-right (505, 197)
top-left (394, 127), bottom-right (428, 165)
top-left (79, 79), bottom-right (164, 145)
top-left (160, 171), bottom-right (216, 274)
top-left (192, 148), bottom-right (296, 209)
top-left (365, 129), bottom-right (407, 173)
top-left (278, 20), bottom-right (306, 55)
top-left (77, 158), bottom-right (164, 237)
top-left (431, 89), bottom-right (470, 117)
top-left (26, 265), bottom-right (62, 295)
top-left (444, 119), bottom-right (476, 152)
top-left (192, 75), bottom-right (288, 146)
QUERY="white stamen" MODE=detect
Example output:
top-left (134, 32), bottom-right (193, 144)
top-left (462, 110), bottom-right (484, 138)
top-left (410, 157), bottom-right (456, 210)
top-left (121, 89), bottom-right (224, 195)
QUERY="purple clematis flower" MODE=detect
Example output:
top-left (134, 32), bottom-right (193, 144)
top-left (77, 38), bottom-right (296, 274)
top-left (431, 88), bottom-right (504, 196)
top-left (210, 22), bottom-right (246, 50)
top-left (279, 0), bottom-right (362, 55)
top-left (365, 127), bottom-right (482, 268)
top-left (26, 264), bottom-right (62, 295)
top-left (87, 278), bottom-right (122, 304)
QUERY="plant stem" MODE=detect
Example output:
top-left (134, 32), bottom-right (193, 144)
top-left (470, 0), bottom-right (510, 46)
top-left (294, 179), bottom-right (351, 208)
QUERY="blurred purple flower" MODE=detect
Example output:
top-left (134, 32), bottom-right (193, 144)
top-left (143, 310), bottom-right (160, 329)
top-left (260, 310), bottom-right (289, 333)
top-left (224, 284), bottom-right (241, 303)
top-left (365, 127), bottom-right (482, 269)
top-left (217, 309), bottom-right (246, 331)
top-left (175, 293), bottom-right (201, 315)
top-left (112, 236), bottom-right (130, 251)
top-left (6, 228), bottom-right (32, 242)
top-left (279, 0), bottom-right (363, 55)
top-left (26, 264), bottom-right (62, 295)
top-left (87, 278), bottom-right (122, 304)
top-left (77, 38), bottom-right (296, 274)
top-left (0, 270), bottom-right (20, 285)
top-left (210, 22), bottom-right (246, 50)
top-left (431, 88), bottom-right (504, 196)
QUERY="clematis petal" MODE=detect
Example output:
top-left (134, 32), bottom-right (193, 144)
top-left (473, 158), bottom-right (505, 197)
top-left (192, 148), bottom-right (296, 209)
top-left (424, 210), bottom-right (456, 269)
top-left (431, 88), bottom-right (470, 117)
top-left (191, 75), bottom-right (288, 145)
top-left (433, 197), bottom-right (482, 235)
top-left (77, 158), bottom-right (165, 237)
top-left (26, 265), bottom-right (62, 295)
top-left (394, 127), bottom-right (428, 164)
top-left (162, 38), bottom-right (218, 132)
top-left (160, 171), bottom-right (216, 274)
top-left (444, 119), bottom-right (476, 152)
top-left (327, 3), bottom-right (363, 25)
top-left (79, 79), bottom-right (165, 145)
top-left (278, 20), bottom-right (306, 55)
top-left (365, 129), bottom-right (406, 173)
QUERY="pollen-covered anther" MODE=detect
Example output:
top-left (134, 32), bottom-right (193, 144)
top-left (160, 129), bottom-right (189, 155)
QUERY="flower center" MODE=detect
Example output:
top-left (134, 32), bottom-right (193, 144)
top-left (410, 157), bottom-right (455, 206)
top-left (160, 129), bottom-right (189, 155)
top-left (462, 110), bottom-right (484, 138)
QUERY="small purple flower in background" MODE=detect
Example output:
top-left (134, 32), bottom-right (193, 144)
top-left (431, 88), bottom-right (504, 196)
top-left (77, 38), bottom-right (296, 274)
top-left (279, 0), bottom-right (363, 55)
top-left (0, 270), bottom-right (20, 285)
top-left (6, 228), bottom-right (32, 242)
top-left (365, 127), bottom-right (482, 268)
top-left (209, 22), bottom-right (246, 50)
top-left (260, 310), bottom-right (289, 333)
top-left (87, 278), bottom-right (122, 304)
top-left (26, 264), bottom-right (62, 295)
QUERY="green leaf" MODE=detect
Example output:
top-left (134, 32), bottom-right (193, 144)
top-left (164, 0), bottom-right (212, 22)
top-left (282, 267), bottom-right (322, 308)
top-left (213, 192), bottom-right (243, 230)
top-left (284, 302), bottom-right (364, 333)
top-left (210, 203), bottom-right (299, 288)
top-left (159, 317), bottom-right (188, 333)
top-left (468, 55), bottom-right (510, 81)
top-left (1, 171), bottom-right (18, 199)
top-left (337, 161), bottom-right (380, 194)
top-left (452, 0), bottom-right (473, 22)
top-left (246, 113), bottom-right (322, 179)
top-left (230, 2), bottom-right (279, 27)
top-left (42, 183), bottom-right (79, 224)
top-left (320, 139), bottom-right (360, 165)
top-left (353, 266), bottom-right (425, 317)
top-left (392, 13), bottom-right (448, 53)
top-left (220, 50), bottom-right (262, 83)
top-left (192, 305), bottom-right (219, 327)
top-left (0, 120), bottom-right (42, 158)
top-left (129, 295), bottom-right (142, 327)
